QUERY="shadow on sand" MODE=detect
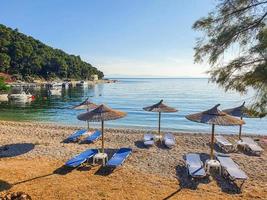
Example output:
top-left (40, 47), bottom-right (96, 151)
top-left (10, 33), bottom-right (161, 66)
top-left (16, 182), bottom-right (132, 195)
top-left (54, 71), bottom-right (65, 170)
top-left (214, 174), bottom-right (243, 194)
top-left (134, 140), bottom-right (148, 149)
top-left (11, 165), bottom-right (75, 186)
top-left (163, 153), bottom-right (210, 200)
top-left (94, 166), bottom-right (114, 176)
top-left (175, 165), bottom-right (210, 190)
top-left (0, 180), bottom-right (12, 192)
top-left (0, 143), bottom-right (35, 158)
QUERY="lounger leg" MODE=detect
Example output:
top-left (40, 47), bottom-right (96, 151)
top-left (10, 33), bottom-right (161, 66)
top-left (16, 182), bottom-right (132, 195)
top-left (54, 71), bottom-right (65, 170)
top-left (205, 163), bottom-right (210, 175)
top-left (240, 180), bottom-right (245, 190)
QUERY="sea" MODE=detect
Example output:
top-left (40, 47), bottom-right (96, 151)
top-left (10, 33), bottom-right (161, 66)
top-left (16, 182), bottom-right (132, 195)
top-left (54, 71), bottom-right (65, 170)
top-left (0, 78), bottom-right (266, 135)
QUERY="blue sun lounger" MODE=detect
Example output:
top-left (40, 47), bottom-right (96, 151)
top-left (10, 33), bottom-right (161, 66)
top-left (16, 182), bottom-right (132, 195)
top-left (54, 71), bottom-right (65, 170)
top-left (65, 149), bottom-right (98, 168)
top-left (106, 148), bottom-right (132, 167)
top-left (82, 130), bottom-right (101, 143)
top-left (184, 153), bottom-right (206, 178)
top-left (65, 129), bottom-right (88, 142)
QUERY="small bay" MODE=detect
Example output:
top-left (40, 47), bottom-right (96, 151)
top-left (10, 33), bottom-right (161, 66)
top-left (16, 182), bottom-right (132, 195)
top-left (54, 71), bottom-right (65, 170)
top-left (0, 78), bottom-right (266, 135)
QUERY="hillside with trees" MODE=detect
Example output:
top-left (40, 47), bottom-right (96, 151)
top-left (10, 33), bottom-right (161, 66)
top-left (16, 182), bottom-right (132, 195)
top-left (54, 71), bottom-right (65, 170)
top-left (0, 24), bottom-right (104, 81)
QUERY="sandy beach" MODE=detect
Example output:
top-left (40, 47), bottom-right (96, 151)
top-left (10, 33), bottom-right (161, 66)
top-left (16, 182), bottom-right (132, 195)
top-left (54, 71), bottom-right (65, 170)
top-left (0, 120), bottom-right (266, 200)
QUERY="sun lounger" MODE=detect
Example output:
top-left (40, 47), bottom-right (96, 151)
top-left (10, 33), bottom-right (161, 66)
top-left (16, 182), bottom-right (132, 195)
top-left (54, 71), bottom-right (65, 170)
top-left (184, 153), bottom-right (206, 178)
top-left (241, 137), bottom-right (263, 155)
top-left (215, 135), bottom-right (236, 153)
top-left (163, 133), bottom-right (176, 148)
top-left (65, 149), bottom-right (98, 168)
top-left (65, 129), bottom-right (88, 142)
top-left (143, 133), bottom-right (155, 146)
top-left (216, 154), bottom-right (248, 188)
top-left (106, 148), bottom-right (132, 167)
top-left (82, 130), bottom-right (101, 143)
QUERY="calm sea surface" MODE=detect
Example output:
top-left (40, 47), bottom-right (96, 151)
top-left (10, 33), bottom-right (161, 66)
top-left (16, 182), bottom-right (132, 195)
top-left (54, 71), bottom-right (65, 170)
top-left (0, 78), bottom-right (266, 135)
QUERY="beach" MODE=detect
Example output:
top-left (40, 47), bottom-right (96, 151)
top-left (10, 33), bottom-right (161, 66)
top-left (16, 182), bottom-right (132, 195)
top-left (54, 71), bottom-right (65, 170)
top-left (0, 120), bottom-right (266, 199)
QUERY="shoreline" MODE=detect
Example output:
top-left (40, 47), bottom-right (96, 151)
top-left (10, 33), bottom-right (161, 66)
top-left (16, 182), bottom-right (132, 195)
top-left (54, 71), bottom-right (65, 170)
top-left (1, 119), bottom-right (266, 137)
top-left (0, 120), bottom-right (266, 199)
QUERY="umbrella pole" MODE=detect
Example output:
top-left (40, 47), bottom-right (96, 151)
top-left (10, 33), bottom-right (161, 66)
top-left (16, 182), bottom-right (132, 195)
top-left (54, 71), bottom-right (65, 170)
top-left (87, 106), bottom-right (90, 131)
top-left (101, 120), bottom-right (104, 153)
top-left (158, 112), bottom-right (161, 137)
top-left (210, 124), bottom-right (215, 160)
top-left (239, 117), bottom-right (243, 140)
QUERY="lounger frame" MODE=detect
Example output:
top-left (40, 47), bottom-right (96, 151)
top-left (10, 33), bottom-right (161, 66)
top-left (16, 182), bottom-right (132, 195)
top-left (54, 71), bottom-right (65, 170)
top-left (81, 130), bottom-right (101, 144)
top-left (65, 149), bottom-right (98, 168)
top-left (215, 136), bottom-right (236, 153)
top-left (65, 129), bottom-right (88, 143)
top-left (106, 148), bottom-right (132, 168)
top-left (241, 137), bottom-right (263, 156)
top-left (184, 153), bottom-right (207, 179)
top-left (164, 133), bottom-right (176, 148)
top-left (143, 133), bottom-right (155, 146)
top-left (216, 154), bottom-right (248, 190)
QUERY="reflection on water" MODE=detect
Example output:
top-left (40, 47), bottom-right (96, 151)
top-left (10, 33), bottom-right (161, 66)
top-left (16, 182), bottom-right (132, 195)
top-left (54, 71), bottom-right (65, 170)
top-left (0, 78), bottom-right (266, 135)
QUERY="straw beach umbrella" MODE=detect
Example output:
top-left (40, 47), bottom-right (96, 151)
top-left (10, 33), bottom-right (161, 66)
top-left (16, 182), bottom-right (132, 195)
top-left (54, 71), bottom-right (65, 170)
top-left (143, 100), bottom-right (177, 138)
top-left (77, 104), bottom-right (126, 153)
top-left (223, 102), bottom-right (253, 140)
top-left (185, 104), bottom-right (244, 159)
top-left (73, 98), bottom-right (98, 130)
top-left (72, 97), bottom-right (98, 110)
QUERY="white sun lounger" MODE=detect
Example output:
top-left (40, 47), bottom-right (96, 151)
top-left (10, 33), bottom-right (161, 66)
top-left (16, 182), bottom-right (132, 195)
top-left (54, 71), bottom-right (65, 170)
top-left (184, 153), bottom-right (206, 178)
top-left (241, 137), bottom-right (263, 155)
top-left (215, 135), bottom-right (236, 153)
top-left (163, 133), bottom-right (176, 148)
top-left (216, 154), bottom-right (248, 188)
top-left (143, 133), bottom-right (155, 146)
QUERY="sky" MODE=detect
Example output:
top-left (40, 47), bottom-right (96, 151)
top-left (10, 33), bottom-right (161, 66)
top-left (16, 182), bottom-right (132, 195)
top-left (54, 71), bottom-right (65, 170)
top-left (0, 0), bottom-right (216, 78)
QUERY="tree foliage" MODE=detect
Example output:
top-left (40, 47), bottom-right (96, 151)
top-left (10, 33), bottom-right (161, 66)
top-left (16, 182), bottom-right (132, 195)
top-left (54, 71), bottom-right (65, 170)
top-left (193, 0), bottom-right (267, 117)
top-left (0, 77), bottom-right (10, 93)
top-left (0, 24), bottom-right (104, 81)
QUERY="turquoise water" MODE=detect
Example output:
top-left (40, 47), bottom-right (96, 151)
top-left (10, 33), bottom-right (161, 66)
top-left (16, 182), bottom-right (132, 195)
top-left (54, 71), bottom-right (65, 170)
top-left (0, 78), bottom-right (266, 135)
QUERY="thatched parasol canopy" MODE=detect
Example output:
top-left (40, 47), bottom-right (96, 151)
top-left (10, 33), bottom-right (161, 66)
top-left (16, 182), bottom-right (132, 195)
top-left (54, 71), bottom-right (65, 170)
top-left (143, 100), bottom-right (177, 113)
top-left (77, 104), bottom-right (126, 122)
top-left (73, 98), bottom-right (98, 130)
top-left (223, 102), bottom-right (255, 140)
top-left (186, 104), bottom-right (245, 126)
top-left (143, 100), bottom-right (177, 138)
top-left (72, 97), bottom-right (98, 110)
top-left (223, 102), bottom-right (252, 118)
top-left (77, 104), bottom-right (126, 153)
top-left (185, 104), bottom-right (244, 159)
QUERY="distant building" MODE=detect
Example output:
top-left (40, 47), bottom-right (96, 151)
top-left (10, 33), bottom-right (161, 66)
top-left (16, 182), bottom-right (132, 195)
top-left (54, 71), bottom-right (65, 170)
top-left (90, 74), bottom-right (98, 81)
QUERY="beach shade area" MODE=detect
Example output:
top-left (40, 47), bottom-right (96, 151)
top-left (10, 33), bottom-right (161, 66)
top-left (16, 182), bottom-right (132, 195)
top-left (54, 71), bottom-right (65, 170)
top-left (73, 98), bottom-right (98, 130)
top-left (77, 104), bottom-right (126, 153)
top-left (143, 100), bottom-right (177, 138)
top-left (223, 102), bottom-right (256, 140)
top-left (185, 104), bottom-right (244, 159)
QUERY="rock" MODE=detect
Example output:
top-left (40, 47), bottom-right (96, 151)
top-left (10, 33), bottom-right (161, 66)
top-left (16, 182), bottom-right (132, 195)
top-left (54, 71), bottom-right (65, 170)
top-left (0, 192), bottom-right (32, 200)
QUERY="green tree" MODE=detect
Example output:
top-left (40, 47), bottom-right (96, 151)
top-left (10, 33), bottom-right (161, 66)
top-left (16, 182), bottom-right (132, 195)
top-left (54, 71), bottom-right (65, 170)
top-left (193, 0), bottom-right (267, 116)
top-left (0, 24), bottom-right (104, 81)
top-left (0, 77), bottom-right (10, 93)
top-left (0, 53), bottom-right (11, 72)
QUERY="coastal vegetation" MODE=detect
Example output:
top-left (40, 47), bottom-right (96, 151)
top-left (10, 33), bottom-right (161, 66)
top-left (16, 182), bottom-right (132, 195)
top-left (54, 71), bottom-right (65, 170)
top-left (193, 0), bottom-right (267, 116)
top-left (0, 24), bottom-right (104, 81)
top-left (0, 77), bottom-right (10, 94)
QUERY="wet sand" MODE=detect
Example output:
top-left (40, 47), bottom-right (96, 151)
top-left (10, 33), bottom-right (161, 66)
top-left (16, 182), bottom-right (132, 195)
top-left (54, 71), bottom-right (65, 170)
top-left (0, 121), bottom-right (266, 199)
